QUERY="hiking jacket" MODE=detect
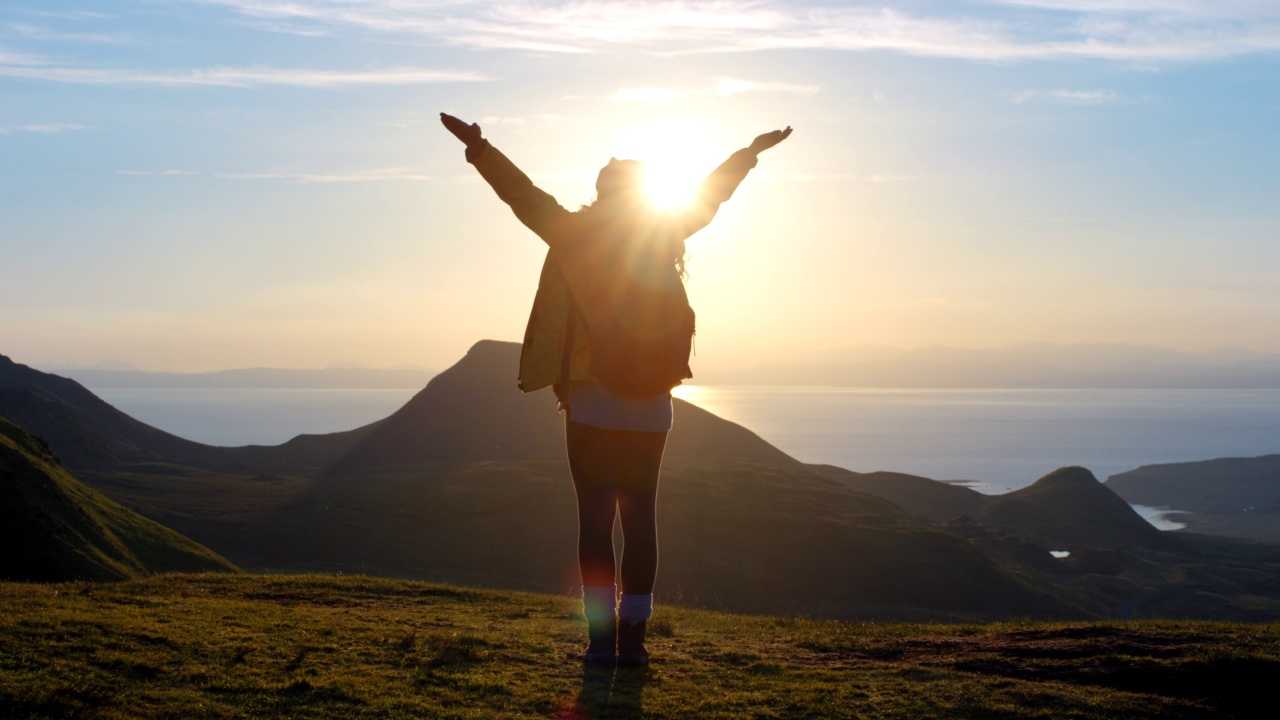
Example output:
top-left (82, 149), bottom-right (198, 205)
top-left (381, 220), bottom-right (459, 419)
top-left (467, 142), bottom-right (759, 394)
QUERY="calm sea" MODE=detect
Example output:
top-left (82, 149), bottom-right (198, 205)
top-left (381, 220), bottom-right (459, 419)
top-left (94, 386), bottom-right (1280, 528)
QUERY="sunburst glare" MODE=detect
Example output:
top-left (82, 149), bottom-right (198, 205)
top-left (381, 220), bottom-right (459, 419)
top-left (612, 118), bottom-right (716, 210)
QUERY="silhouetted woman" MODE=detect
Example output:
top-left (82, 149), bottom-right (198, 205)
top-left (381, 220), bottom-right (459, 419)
top-left (442, 112), bottom-right (790, 667)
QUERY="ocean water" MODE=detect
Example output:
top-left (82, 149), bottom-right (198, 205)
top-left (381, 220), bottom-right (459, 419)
top-left (673, 386), bottom-right (1280, 492)
top-left (93, 385), bottom-right (1280, 528)
top-left (94, 388), bottom-right (419, 447)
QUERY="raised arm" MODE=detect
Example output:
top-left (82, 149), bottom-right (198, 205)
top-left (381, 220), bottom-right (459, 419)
top-left (669, 126), bottom-right (793, 238)
top-left (440, 112), bottom-right (571, 245)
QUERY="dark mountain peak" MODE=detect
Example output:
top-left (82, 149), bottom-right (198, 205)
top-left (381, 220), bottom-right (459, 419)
top-left (980, 466), bottom-right (1164, 550)
top-left (465, 338), bottom-right (517, 357)
top-left (332, 339), bottom-right (800, 470)
top-left (0, 353), bottom-right (78, 394)
top-left (0, 356), bottom-right (215, 469)
top-left (1028, 466), bottom-right (1100, 489)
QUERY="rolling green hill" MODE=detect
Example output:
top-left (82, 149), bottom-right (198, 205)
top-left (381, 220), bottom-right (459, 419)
top-left (0, 416), bottom-right (238, 581)
top-left (1, 573), bottom-right (1274, 719)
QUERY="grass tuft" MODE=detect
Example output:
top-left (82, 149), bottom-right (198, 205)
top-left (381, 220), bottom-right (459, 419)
top-left (650, 617), bottom-right (677, 637)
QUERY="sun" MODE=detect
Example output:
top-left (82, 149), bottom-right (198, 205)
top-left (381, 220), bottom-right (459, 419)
top-left (614, 118), bottom-right (717, 210)
top-left (643, 160), bottom-right (703, 209)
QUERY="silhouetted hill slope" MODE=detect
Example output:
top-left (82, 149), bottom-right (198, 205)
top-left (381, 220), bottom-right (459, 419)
top-left (0, 417), bottom-right (237, 581)
top-left (0, 352), bottom-right (210, 467)
top-left (810, 464), bottom-right (990, 521)
top-left (980, 467), bottom-right (1165, 550)
top-left (0, 353), bottom-right (376, 471)
top-left (332, 340), bottom-right (801, 469)
top-left (1107, 455), bottom-right (1280, 541)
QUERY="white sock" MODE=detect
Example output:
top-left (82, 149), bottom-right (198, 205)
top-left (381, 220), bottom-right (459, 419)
top-left (618, 593), bottom-right (653, 625)
top-left (582, 585), bottom-right (617, 622)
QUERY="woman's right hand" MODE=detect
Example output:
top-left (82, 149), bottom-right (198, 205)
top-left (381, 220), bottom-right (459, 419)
top-left (749, 126), bottom-right (792, 155)
top-left (440, 113), bottom-right (484, 147)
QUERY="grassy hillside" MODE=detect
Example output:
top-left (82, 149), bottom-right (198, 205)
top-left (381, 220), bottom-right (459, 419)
top-left (0, 417), bottom-right (238, 581)
top-left (80, 457), bottom-right (1085, 621)
top-left (75, 455), bottom-right (1280, 622)
top-left (1, 573), bottom-right (1274, 719)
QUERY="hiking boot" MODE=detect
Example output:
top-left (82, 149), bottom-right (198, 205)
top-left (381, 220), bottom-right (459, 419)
top-left (616, 619), bottom-right (649, 668)
top-left (583, 616), bottom-right (616, 667)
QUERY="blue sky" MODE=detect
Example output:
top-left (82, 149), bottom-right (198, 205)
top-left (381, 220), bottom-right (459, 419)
top-left (2, 1), bottom-right (1279, 373)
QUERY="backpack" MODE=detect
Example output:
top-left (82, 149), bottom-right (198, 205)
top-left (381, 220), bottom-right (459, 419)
top-left (564, 276), bottom-right (695, 399)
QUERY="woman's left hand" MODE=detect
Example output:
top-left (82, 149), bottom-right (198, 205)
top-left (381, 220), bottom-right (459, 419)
top-left (749, 126), bottom-right (792, 155)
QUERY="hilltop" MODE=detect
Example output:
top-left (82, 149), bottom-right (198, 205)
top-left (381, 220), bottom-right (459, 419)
top-left (1, 573), bottom-right (1274, 719)
top-left (979, 466), bottom-right (1165, 550)
top-left (0, 417), bottom-right (237, 581)
top-left (331, 340), bottom-right (800, 469)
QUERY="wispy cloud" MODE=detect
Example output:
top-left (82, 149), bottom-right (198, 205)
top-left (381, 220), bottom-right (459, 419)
top-left (215, 168), bottom-right (433, 183)
top-left (713, 77), bottom-right (820, 96)
top-left (116, 169), bottom-right (196, 176)
top-left (0, 122), bottom-right (86, 135)
top-left (1012, 88), bottom-right (1123, 104)
top-left (6, 22), bottom-right (128, 44)
top-left (476, 113), bottom-right (566, 127)
top-left (0, 65), bottom-right (489, 87)
top-left (754, 171), bottom-right (857, 182)
top-left (611, 76), bottom-right (820, 104)
top-left (610, 86), bottom-right (688, 104)
top-left (188, 0), bottom-right (1280, 62)
top-left (0, 43), bottom-right (47, 66)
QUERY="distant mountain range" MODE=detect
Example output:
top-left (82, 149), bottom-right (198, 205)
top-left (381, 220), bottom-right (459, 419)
top-left (706, 342), bottom-right (1280, 388)
top-left (4, 343), bottom-right (1280, 621)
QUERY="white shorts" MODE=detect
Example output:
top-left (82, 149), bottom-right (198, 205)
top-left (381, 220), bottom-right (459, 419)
top-left (563, 382), bottom-right (673, 432)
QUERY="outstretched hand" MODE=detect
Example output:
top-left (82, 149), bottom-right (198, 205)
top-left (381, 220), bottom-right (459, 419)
top-left (440, 112), bottom-right (484, 148)
top-left (749, 126), bottom-right (792, 155)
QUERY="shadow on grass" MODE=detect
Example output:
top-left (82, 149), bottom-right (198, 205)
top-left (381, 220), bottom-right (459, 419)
top-left (572, 664), bottom-right (648, 719)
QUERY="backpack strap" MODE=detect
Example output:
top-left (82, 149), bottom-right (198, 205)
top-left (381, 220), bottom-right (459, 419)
top-left (561, 293), bottom-right (577, 384)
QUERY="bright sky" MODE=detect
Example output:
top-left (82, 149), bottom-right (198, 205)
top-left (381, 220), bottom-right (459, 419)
top-left (3, 1), bottom-right (1279, 373)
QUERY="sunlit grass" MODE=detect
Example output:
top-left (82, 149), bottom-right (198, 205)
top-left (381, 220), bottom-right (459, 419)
top-left (2, 573), bottom-right (1274, 719)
